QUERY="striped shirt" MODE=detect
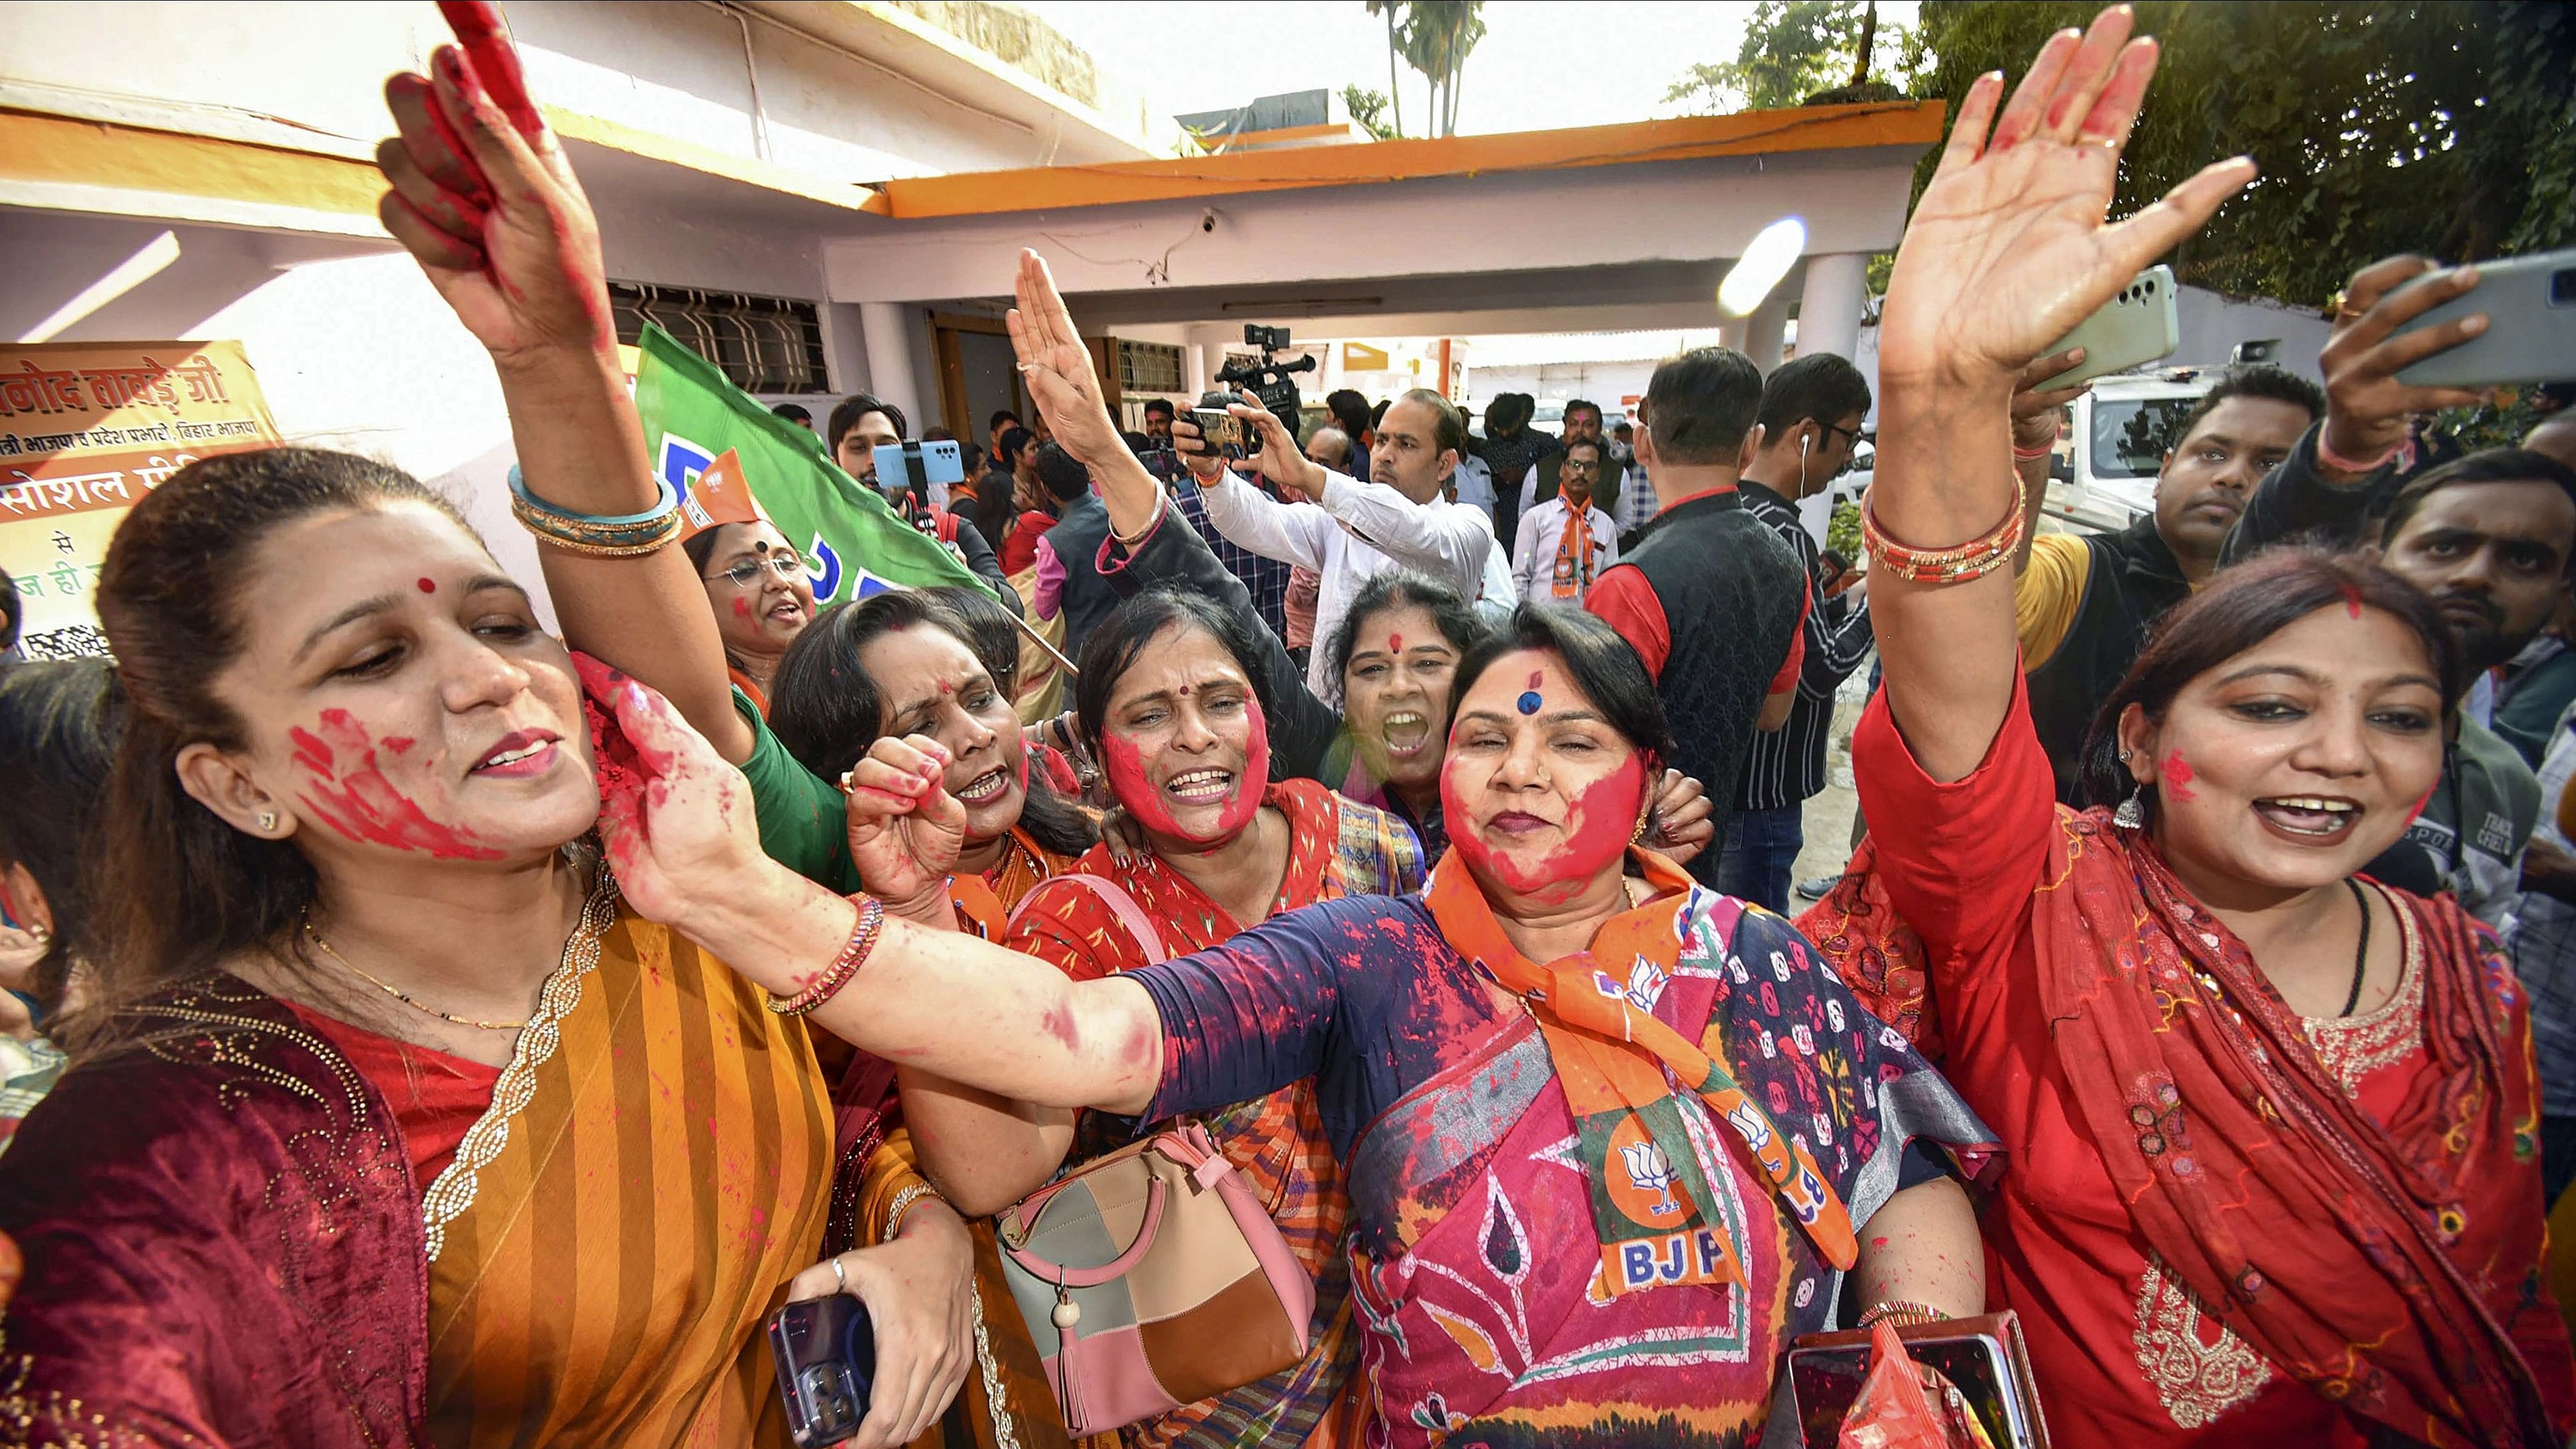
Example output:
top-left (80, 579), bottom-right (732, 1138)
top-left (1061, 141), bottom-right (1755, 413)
top-left (1170, 472), bottom-right (1294, 643)
top-left (1735, 479), bottom-right (1876, 810)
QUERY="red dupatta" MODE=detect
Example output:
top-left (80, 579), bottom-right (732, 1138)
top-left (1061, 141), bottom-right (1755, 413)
top-left (2047, 818), bottom-right (2567, 1447)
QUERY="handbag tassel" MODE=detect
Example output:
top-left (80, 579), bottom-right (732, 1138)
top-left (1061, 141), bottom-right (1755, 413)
top-left (1052, 1301), bottom-right (1087, 1433)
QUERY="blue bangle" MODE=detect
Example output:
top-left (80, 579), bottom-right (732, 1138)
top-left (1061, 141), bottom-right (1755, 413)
top-left (507, 465), bottom-right (677, 529)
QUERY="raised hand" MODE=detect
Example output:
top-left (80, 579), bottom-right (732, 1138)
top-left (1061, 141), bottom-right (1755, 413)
top-left (1168, 412), bottom-right (1231, 483)
top-left (2011, 347), bottom-right (2089, 453)
top-left (1879, 7), bottom-right (2254, 397)
top-left (375, 6), bottom-right (612, 368)
top-left (2315, 256), bottom-right (2487, 472)
top-left (1004, 250), bottom-right (1125, 468)
top-left (844, 734), bottom-right (968, 920)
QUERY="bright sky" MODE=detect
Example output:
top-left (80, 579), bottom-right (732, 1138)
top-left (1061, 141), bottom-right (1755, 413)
top-left (1019, 1), bottom-right (1918, 138)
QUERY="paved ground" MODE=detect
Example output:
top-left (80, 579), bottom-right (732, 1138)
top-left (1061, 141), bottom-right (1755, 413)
top-left (1786, 687), bottom-right (1870, 907)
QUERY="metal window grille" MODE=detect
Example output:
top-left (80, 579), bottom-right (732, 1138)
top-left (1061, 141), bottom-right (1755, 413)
top-left (1117, 340), bottom-right (1184, 396)
top-left (609, 282), bottom-right (830, 394)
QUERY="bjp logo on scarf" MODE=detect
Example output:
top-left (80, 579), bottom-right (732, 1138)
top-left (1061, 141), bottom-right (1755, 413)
top-left (1605, 1115), bottom-right (1694, 1229)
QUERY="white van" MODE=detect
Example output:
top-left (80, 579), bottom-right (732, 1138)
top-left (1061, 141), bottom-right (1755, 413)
top-left (2043, 369), bottom-right (2220, 532)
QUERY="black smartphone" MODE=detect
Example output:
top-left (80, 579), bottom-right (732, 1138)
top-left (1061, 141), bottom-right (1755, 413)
top-left (1188, 408), bottom-right (1247, 456)
top-left (769, 1293), bottom-right (876, 1448)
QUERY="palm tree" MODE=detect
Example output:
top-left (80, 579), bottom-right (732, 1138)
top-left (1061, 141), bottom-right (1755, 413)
top-left (1364, 0), bottom-right (1404, 138)
top-left (1364, 1), bottom-right (1487, 139)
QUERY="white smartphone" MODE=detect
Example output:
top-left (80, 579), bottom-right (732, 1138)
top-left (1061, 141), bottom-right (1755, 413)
top-left (2390, 248), bottom-right (2576, 389)
top-left (2037, 265), bottom-right (2181, 390)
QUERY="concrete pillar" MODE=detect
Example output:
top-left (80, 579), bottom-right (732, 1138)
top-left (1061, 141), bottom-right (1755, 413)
top-left (858, 300), bottom-right (922, 429)
top-left (1716, 317), bottom-right (1748, 355)
top-left (1746, 294), bottom-right (1790, 372)
top-left (1797, 252), bottom-right (1868, 362)
top-left (1183, 342), bottom-right (1210, 398)
top-left (1193, 342), bottom-right (1228, 400)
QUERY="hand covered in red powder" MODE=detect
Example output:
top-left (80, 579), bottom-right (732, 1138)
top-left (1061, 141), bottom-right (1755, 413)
top-left (843, 734), bottom-right (967, 923)
top-left (376, 3), bottom-right (617, 368)
top-left (574, 653), bottom-right (765, 929)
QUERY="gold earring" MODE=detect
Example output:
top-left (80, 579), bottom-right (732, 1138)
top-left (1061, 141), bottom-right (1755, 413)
top-left (1630, 800), bottom-right (1653, 844)
top-left (258, 810), bottom-right (278, 833)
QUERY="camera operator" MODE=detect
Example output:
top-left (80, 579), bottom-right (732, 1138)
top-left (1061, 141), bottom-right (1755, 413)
top-left (1178, 387), bottom-right (1499, 701)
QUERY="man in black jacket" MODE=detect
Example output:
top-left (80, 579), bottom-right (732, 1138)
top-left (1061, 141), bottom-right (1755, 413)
top-left (2011, 364), bottom-right (2322, 800)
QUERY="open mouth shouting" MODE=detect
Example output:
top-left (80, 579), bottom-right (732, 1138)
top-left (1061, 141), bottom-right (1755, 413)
top-left (765, 597), bottom-right (808, 628)
top-left (1164, 766), bottom-right (1236, 807)
top-left (471, 728), bottom-right (560, 778)
top-left (955, 765), bottom-right (1011, 804)
top-left (2252, 794), bottom-right (2360, 842)
top-left (1381, 710), bottom-right (1433, 760)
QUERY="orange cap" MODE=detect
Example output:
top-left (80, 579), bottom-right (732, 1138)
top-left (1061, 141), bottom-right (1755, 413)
top-left (679, 449), bottom-right (769, 539)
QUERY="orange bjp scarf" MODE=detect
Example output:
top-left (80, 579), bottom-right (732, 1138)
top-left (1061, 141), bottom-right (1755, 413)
top-left (1423, 850), bottom-right (1857, 1301)
top-left (1549, 503), bottom-right (1598, 599)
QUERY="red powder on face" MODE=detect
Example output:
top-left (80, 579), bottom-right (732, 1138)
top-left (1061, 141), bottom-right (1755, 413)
top-left (2341, 583), bottom-right (2364, 620)
top-left (1527, 669), bottom-right (1545, 691)
top-left (1101, 696), bottom-right (1270, 844)
top-left (731, 597), bottom-right (753, 619)
top-left (290, 709), bottom-right (503, 860)
top-left (1444, 752), bottom-right (1646, 904)
top-left (416, 577), bottom-right (436, 594)
top-left (1386, 633), bottom-right (1403, 653)
top-left (2161, 750), bottom-right (2197, 804)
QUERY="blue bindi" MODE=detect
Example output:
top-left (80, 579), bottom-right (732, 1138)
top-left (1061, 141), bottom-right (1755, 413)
top-left (1517, 691), bottom-right (1543, 715)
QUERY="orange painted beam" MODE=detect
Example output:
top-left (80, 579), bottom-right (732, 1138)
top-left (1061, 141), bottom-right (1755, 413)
top-left (0, 107), bottom-right (384, 218)
top-left (882, 100), bottom-right (1946, 220)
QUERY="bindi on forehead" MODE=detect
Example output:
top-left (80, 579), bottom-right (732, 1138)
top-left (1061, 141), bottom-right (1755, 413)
top-left (415, 577), bottom-right (436, 595)
top-left (1518, 669), bottom-right (1545, 716)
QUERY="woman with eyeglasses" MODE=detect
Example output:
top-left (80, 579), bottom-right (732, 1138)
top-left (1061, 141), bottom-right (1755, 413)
top-left (681, 519), bottom-right (812, 717)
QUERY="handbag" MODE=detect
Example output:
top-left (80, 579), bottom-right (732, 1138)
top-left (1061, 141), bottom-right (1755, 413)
top-left (993, 875), bottom-right (1319, 1436)
top-left (1784, 1310), bottom-right (2051, 1448)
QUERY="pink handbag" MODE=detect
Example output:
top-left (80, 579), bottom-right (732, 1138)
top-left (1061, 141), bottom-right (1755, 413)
top-left (994, 876), bottom-right (1318, 1436)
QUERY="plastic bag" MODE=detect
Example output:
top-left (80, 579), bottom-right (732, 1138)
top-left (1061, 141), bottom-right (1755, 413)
top-left (1838, 1321), bottom-right (1999, 1449)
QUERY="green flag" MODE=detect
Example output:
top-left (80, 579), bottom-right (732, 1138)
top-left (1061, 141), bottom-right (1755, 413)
top-left (632, 323), bottom-right (983, 605)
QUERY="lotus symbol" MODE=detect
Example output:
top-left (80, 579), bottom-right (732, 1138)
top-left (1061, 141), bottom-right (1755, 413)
top-left (1619, 1139), bottom-right (1681, 1218)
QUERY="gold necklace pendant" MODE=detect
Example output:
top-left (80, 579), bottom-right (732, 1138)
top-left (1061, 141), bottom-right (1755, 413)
top-left (302, 915), bottom-right (531, 1031)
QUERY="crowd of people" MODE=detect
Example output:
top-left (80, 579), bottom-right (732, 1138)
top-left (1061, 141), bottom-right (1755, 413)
top-left (3, 7), bottom-right (2576, 1448)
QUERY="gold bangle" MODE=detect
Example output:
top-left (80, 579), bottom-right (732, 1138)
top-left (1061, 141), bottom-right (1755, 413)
top-left (1857, 1298), bottom-right (1948, 1330)
top-left (510, 494), bottom-right (684, 556)
top-left (883, 1181), bottom-right (944, 1243)
top-left (1860, 487), bottom-right (2025, 586)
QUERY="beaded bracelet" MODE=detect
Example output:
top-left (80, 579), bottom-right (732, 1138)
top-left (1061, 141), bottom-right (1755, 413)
top-left (1857, 1299), bottom-right (1949, 1330)
top-left (507, 465), bottom-right (683, 556)
top-left (768, 895), bottom-right (886, 1015)
top-left (882, 1181), bottom-right (945, 1242)
top-left (1860, 488), bottom-right (2026, 586)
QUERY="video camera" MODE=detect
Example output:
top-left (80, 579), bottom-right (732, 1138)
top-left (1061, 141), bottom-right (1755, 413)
top-left (1209, 324), bottom-right (1316, 426)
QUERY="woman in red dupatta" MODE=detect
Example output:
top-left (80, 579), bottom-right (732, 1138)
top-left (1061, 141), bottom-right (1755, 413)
top-left (1846, 13), bottom-right (2575, 1444)
top-left (850, 585), bottom-right (1425, 1447)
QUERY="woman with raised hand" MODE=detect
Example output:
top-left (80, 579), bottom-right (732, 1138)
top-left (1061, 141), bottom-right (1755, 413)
top-left (596, 591), bottom-right (1994, 1446)
top-left (1001, 251), bottom-right (1716, 868)
top-left (852, 581), bottom-right (1426, 1448)
top-left (1848, 7), bottom-right (2575, 1444)
top-left (296, 22), bottom-right (1020, 1444)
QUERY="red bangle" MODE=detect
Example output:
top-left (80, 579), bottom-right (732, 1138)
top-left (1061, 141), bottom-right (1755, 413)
top-left (768, 895), bottom-right (885, 1015)
top-left (2011, 441), bottom-right (2055, 461)
top-left (1861, 487), bottom-right (2025, 586)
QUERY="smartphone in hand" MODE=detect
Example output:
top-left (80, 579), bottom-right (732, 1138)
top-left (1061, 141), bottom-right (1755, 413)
top-left (770, 1293), bottom-right (877, 1448)
top-left (2037, 266), bottom-right (2181, 390)
top-left (2390, 248), bottom-right (2576, 389)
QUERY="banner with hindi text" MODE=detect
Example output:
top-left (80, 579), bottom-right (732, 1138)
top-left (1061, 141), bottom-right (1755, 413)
top-left (1, 341), bottom-right (282, 658)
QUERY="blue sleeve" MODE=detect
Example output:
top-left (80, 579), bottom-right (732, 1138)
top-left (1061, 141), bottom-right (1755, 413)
top-left (1129, 906), bottom-right (1350, 1123)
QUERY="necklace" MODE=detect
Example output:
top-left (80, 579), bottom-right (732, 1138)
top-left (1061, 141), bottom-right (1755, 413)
top-left (2339, 878), bottom-right (2371, 1017)
top-left (304, 913), bottom-right (531, 1031)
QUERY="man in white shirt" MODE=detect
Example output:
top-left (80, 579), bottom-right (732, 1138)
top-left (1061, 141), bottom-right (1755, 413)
top-left (1190, 388), bottom-right (1497, 699)
top-left (1510, 436), bottom-right (1620, 605)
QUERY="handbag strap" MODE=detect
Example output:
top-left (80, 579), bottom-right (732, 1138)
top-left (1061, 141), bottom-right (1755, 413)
top-left (1007, 872), bottom-right (1168, 966)
top-left (1002, 1148), bottom-right (1191, 1288)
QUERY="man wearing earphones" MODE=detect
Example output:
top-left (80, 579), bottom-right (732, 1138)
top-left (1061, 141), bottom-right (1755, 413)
top-left (1722, 353), bottom-right (1876, 914)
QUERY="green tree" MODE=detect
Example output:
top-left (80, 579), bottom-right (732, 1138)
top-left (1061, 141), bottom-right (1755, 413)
top-left (1911, 1), bottom-right (2576, 308)
top-left (1665, 0), bottom-right (1923, 115)
top-left (1343, 84), bottom-right (1397, 141)
top-left (1365, 1), bottom-right (1487, 138)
